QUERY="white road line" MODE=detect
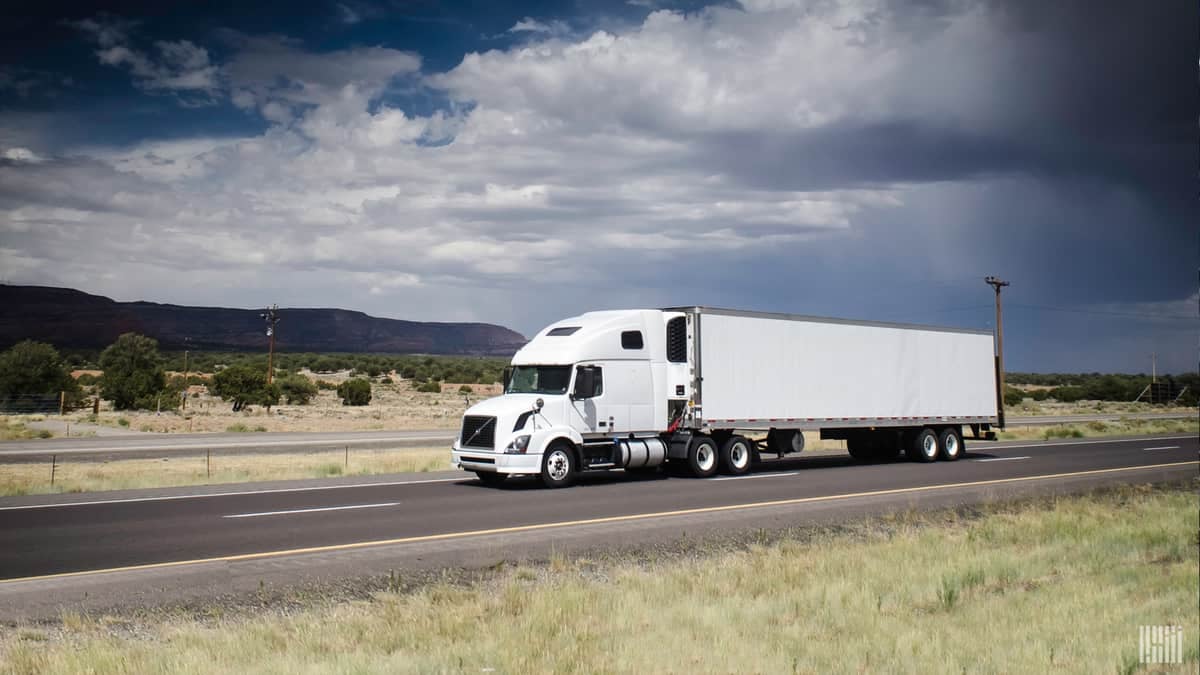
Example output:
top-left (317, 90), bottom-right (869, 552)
top-left (1143, 446), bottom-right (1181, 451)
top-left (224, 502), bottom-right (401, 519)
top-left (990, 435), bottom-right (1195, 451)
top-left (0, 477), bottom-right (463, 511)
top-left (712, 471), bottom-right (803, 481)
top-left (972, 456), bottom-right (1031, 463)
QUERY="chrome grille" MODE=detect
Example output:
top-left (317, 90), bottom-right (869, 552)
top-left (460, 415), bottom-right (496, 449)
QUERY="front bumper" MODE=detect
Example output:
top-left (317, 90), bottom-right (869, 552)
top-left (451, 445), bottom-right (542, 475)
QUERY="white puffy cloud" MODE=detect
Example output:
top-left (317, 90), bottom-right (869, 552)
top-left (3, 0), bottom-right (1191, 369)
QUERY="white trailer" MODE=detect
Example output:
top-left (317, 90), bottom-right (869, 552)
top-left (451, 307), bottom-right (1000, 487)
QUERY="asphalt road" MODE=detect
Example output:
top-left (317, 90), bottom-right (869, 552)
top-left (0, 433), bottom-right (1194, 589)
top-left (0, 412), bottom-right (1192, 463)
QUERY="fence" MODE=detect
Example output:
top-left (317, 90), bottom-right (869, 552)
top-left (0, 393), bottom-right (96, 415)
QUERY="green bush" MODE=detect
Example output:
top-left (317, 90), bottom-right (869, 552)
top-left (458, 385), bottom-right (473, 394)
top-left (1003, 386), bottom-right (1024, 407)
top-left (315, 380), bottom-right (338, 390)
top-left (277, 374), bottom-right (318, 405)
top-left (416, 381), bottom-right (442, 394)
top-left (99, 334), bottom-right (168, 411)
top-left (211, 365), bottom-right (279, 411)
top-left (338, 378), bottom-right (372, 406)
top-left (0, 340), bottom-right (82, 409)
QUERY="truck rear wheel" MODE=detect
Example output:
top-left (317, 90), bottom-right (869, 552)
top-left (719, 435), bottom-right (752, 475)
top-left (686, 436), bottom-right (719, 478)
top-left (541, 442), bottom-right (576, 488)
top-left (938, 427), bottom-right (963, 461)
top-left (909, 428), bottom-right (939, 463)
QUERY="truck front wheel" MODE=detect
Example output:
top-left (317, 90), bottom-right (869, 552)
top-left (687, 436), bottom-right (719, 478)
top-left (541, 442), bottom-right (576, 488)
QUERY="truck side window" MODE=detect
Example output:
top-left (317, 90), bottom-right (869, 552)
top-left (590, 368), bottom-right (603, 397)
top-left (666, 317), bottom-right (687, 362)
top-left (621, 330), bottom-right (644, 350)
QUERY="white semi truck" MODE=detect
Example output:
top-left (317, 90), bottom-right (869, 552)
top-left (451, 307), bottom-right (1000, 488)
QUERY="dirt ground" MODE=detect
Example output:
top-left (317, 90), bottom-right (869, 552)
top-left (68, 371), bottom-right (502, 434)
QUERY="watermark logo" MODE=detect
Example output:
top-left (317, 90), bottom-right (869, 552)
top-left (1139, 625), bottom-right (1183, 665)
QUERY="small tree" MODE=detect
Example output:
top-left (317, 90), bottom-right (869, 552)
top-left (211, 365), bottom-right (280, 411)
top-left (0, 340), bottom-right (82, 410)
top-left (277, 374), bottom-right (318, 405)
top-left (338, 378), bottom-right (372, 406)
top-left (99, 333), bottom-right (167, 410)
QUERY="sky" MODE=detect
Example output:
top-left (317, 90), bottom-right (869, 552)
top-left (0, 0), bottom-right (1195, 373)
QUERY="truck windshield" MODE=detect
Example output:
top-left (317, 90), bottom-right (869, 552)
top-left (506, 365), bottom-right (571, 395)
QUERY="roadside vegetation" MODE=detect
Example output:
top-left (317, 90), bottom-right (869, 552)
top-left (2, 483), bottom-right (1195, 673)
top-left (0, 448), bottom-right (449, 496)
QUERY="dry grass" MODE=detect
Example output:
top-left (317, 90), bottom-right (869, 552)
top-left (65, 376), bottom-right (501, 435)
top-left (0, 416), bottom-right (53, 441)
top-left (997, 417), bottom-right (1196, 442)
top-left (0, 447), bottom-right (450, 496)
top-left (1, 485), bottom-right (1196, 673)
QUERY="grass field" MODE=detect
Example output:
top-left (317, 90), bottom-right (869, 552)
top-left (0, 448), bottom-right (449, 496)
top-left (1, 483), bottom-right (1195, 673)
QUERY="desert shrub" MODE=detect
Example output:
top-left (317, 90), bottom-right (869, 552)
top-left (338, 378), bottom-right (372, 406)
top-left (315, 380), bottom-right (338, 390)
top-left (1048, 386), bottom-right (1086, 403)
top-left (0, 340), bottom-right (82, 410)
top-left (1030, 389), bottom-right (1049, 401)
top-left (416, 381), bottom-right (442, 394)
top-left (1003, 386), bottom-right (1024, 407)
top-left (380, 377), bottom-right (394, 384)
top-left (211, 365), bottom-right (280, 411)
top-left (277, 374), bottom-right (318, 405)
top-left (99, 334), bottom-right (169, 411)
top-left (458, 385), bottom-right (473, 394)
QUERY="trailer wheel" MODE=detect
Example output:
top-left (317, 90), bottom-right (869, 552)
top-left (938, 427), bottom-right (963, 461)
top-left (475, 471), bottom-right (507, 487)
top-left (686, 436), bottom-right (719, 478)
top-left (719, 435), bottom-right (752, 475)
top-left (909, 428), bottom-right (939, 463)
top-left (540, 442), bottom-right (576, 488)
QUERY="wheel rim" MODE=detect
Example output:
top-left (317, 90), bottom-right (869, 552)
top-left (696, 443), bottom-right (716, 472)
top-left (944, 435), bottom-right (959, 457)
top-left (922, 434), bottom-right (937, 458)
top-left (790, 433), bottom-right (804, 453)
top-left (731, 441), bottom-right (749, 469)
top-left (547, 450), bottom-right (570, 481)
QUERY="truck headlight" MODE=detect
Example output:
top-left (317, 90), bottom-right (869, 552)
top-left (503, 434), bottom-right (531, 454)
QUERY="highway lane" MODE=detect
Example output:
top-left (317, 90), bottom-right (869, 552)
top-left (0, 434), bottom-right (1195, 582)
top-left (0, 412), bottom-right (1192, 462)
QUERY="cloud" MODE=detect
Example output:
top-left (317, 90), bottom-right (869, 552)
top-left (4, 1), bottom-right (1194, 371)
top-left (75, 17), bottom-right (219, 102)
top-left (508, 17), bottom-right (572, 37)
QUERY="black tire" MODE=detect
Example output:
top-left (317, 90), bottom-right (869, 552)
top-left (475, 471), bottom-right (507, 487)
top-left (540, 442), bottom-right (576, 488)
top-left (719, 435), bottom-right (753, 475)
top-left (686, 436), bottom-right (719, 478)
top-left (909, 427), bottom-right (939, 463)
top-left (847, 438), bottom-right (874, 462)
top-left (938, 427), bottom-right (963, 461)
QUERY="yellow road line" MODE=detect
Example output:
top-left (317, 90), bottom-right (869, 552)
top-left (2, 460), bottom-right (1196, 585)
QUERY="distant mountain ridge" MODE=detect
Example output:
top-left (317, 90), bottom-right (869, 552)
top-left (0, 285), bottom-right (527, 356)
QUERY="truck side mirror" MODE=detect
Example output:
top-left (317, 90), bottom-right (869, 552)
top-left (572, 367), bottom-right (596, 400)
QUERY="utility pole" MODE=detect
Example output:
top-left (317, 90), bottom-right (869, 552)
top-left (1151, 352), bottom-right (1157, 384)
top-left (181, 337), bottom-right (191, 410)
top-left (261, 305), bottom-right (280, 385)
top-left (985, 276), bottom-right (1010, 429)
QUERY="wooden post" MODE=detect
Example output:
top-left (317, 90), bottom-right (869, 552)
top-left (50, 455), bottom-right (57, 486)
top-left (59, 391), bottom-right (65, 416)
top-left (207, 449), bottom-right (211, 479)
top-left (345, 445), bottom-right (349, 470)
